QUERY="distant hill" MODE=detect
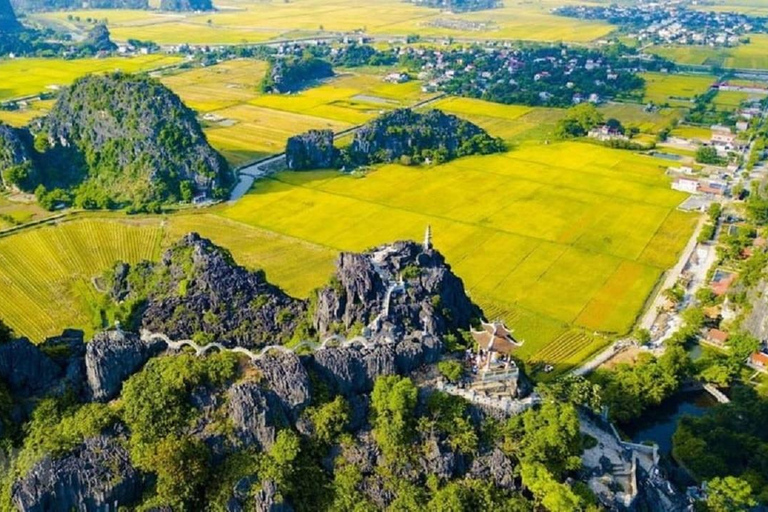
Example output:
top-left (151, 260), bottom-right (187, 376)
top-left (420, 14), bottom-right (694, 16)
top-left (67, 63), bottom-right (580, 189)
top-left (1, 73), bottom-right (231, 210)
top-left (0, 0), bottom-right (21, 32)
top-left (261, 54), bottom-right (334, 93)
top-left (342, 108), bottom-right (506, 167)
top-left (406, 0), bottom-right (502, 12)
top-left (159, 0), bottom-right (212, 11)
top-left (10, 0), bottom-right (147, 12)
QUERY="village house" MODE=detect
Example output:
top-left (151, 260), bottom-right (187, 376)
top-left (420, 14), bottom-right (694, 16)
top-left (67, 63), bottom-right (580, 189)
top-left (703, 328), bottom-right (729, 349)
top-left (588, 124), bottom-right (628, 142)
top-left (672, 177), bottom-right (700, 194)
top-left (711, 269), bottom-right (737, 296)
top-left (749, 348), bottom-right (768, 372)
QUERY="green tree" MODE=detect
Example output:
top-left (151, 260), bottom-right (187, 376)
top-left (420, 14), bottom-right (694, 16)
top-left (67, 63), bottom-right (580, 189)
top-left (696, 146), bottom-right (721, 165)
top-left (438, 360), bottom-right (464, 383)
top-left (146, 435), bottom-right (210, 508)
top-left (706, 476), bottom-right (755, 512)
top-left (520, 462), bottom-right (583, 512)
top-left (309, 396), bottom-right (349, 445)
top-left (503, 401), bottom-right (582, 478)
top-left (371, 375), bottom-right (418, 463)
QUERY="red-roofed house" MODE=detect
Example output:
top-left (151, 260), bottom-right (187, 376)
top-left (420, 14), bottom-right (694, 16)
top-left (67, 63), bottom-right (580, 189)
top-left (749, 351), bottom-right (768, 372)
top-left (704, 328), bottom-right (729, 348)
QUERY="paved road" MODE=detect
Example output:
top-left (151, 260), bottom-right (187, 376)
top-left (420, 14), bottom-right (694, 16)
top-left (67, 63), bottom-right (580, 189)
top-left (227, 93), bottom-right (447, 202)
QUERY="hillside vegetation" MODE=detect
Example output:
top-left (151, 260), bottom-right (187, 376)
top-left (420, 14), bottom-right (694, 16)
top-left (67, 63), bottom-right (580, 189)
top-left (1, 73), bottom-right (231, 210)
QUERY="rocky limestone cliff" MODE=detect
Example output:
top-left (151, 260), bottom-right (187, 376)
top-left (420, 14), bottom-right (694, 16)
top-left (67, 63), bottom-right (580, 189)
top-left (285, 129), bottom-right (338, 170)
top-left (343, 108), bottom-right (504, 167)
top-left (85, 329), bottom-right (165, 402)
top-left (254, 350), bottom-right (312, 420)
top-left (228, 381), bottom-right (289, 451)
top-left (0, 121), bottom-right (37, 190)
top-left (110, 233), bottom-right (306, 348)
top-left (35, 73), bottom-right (230, 203)
top-left (12, 435), bottom-right (144, 511)
top-left (313, 239), bottom-right (481, 341)
top-left (0, 0), bottom-right (20, 32)
top-left (0, 338), bottom-right (62, 397)
top-left (83, 23), bottom-right (117, 53)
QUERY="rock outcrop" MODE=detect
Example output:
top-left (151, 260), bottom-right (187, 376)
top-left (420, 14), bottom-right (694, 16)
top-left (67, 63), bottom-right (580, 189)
top-left (261, 55), bottom-right (333, 94)
top-left (254, 350), bottom-right (312, 420)
top-left (0, 338), bottom-right (62, 396)
top-left (228, 381), bottom-right (289, 451)
top-left (85, 329), bottom-right (165, 401)
top-left (12, 435), bottom-right (144, 512)
top-left (0, 121), bottom-right (36, 190)
top-left (83, 23), bottom-right (117, 53)
top-left (342, 108), bottom-right (505, 167)
top-left (0, 0), bottom-right (20, 32)
top-left (110, 233), bottom-right (306, 348)
top-left (311, 344), bottom-right (397, 396)
top-left (313, 239), bottom-right (481, 341)
top-left (34, 73), bottom-right (230, 204)
top-left (285, 129), bottom-right (338, 170)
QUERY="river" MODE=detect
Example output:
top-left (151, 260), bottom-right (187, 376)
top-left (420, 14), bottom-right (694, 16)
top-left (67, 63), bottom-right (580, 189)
top-left (622, 390), bottom-right (717, 455)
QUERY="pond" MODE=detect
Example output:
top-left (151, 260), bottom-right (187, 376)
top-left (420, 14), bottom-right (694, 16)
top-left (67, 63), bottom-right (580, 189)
top-left (622, 390), bottom-right (717, 455)
top-left (649, 151), bottom-right (683, 161)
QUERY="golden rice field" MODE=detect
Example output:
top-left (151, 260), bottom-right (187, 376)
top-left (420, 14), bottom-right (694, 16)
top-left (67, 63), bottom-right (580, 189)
top-left (0, 55), bottom-right (183, 101)
top-left (220, 140), bottom-right (698, 368)
top-left (430, 97), bottom-right (565, 142)
top-left (713, 90), bottom-right (765, 110)
top-left (0, 214), bottom-right (337, 342)
top-left (641, 72), bottom-right (716, 107)
top-left (165, 63), bottom-right (437, 165)
top-left (649, 35), bottom-right (768, 70)
top-left (597, 103), bottom-right (682, 135)
top-left (0, 218), bottom-right (164, 341)
top-left (670, 125), bottom-right (713, 142)
top-left (32, 0), bottom-right (615, 45)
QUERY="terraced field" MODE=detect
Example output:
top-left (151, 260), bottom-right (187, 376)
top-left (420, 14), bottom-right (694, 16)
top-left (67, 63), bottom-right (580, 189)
top-left (220, 139), bottom-right (699, 369)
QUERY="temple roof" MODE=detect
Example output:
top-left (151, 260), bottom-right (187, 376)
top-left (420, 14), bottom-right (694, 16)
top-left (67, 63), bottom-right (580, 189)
top-left (471, 321), bottom-right (522, 354)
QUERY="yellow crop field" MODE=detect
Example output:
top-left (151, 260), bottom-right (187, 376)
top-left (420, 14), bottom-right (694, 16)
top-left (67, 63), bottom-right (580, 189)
top-left (0, 214), bottom-right (337, 342)
top-left (670, 125), bottom-right (712, 141)
top-left (649, 35), bottom-right (768, 70)
top-left (204, 104), bottom-right (352, 165)
top-left (160, 60), bottom-right (268, 113)
top-left (32, 0), bottom-right (614, 46)
top-left (0, 100), bottom-right (55, 127)
top-left (598, 103), bottom-right (681, 134)
top-left (0, 55), bottom-right (183, 101)
top-left (427, 98), bottom-right (564, 141)
top-left (0, 218), bottom-right (164, 341)
top-left (641, 72), bottom-right (716, 107)
top-left (221, 140), bottom-right (698, 368)
top-left (713, 90), bottom-right (763, 110)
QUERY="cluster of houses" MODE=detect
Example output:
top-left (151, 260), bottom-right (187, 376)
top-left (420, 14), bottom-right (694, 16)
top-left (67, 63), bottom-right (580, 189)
top-left (554, 2), bottom-right (765, 47)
